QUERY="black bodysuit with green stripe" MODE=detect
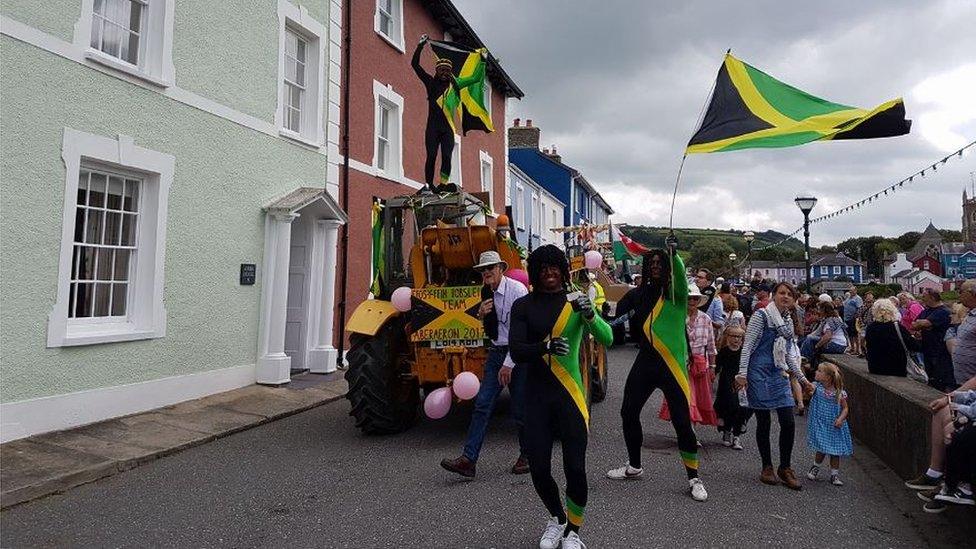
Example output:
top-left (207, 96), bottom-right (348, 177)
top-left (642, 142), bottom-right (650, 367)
top-left (510, 290), bottom-right (613, 534)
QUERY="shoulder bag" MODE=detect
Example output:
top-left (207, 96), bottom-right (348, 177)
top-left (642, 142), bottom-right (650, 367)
top-left (892, 322), bottom-right (928, 383)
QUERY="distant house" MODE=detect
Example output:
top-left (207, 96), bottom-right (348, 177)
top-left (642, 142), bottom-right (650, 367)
top-left (508, 164), bottom-right (565, 251)
top-left (941, 242), bottom-right (976, 280)
top-left (882, 252), bottom-right (913, 283)
top-left (893, 269), bottom-right (943, 294)
top-left (739, 260), bottom-right (806, 285)
top-left (508, 119), bottom-right (613, 244)
top-left (810, 252), bottom-right (865, 284)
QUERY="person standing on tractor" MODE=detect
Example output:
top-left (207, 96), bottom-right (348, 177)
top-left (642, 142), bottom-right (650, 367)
top-left (441, 251), bottom-right (529, 478)
top-left (411, 34), bottom-right (485, 193)
top-left (605, 243), bottom-right (709, 502)
top-left (509, 245), bottom-right (614, 549)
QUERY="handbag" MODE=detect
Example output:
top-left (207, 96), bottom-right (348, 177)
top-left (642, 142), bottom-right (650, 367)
top-left (893, 322), bottom-right (928, 383)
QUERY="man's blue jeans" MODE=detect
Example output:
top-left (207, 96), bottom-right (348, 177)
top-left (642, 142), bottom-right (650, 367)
top-left (462, 347), bottom-right (527, 462)
top-left (800, 336), bottom-right (846, 369)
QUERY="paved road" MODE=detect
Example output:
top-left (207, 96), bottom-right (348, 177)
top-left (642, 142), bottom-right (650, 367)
top-left (1, 346), bottom-right (969, 548)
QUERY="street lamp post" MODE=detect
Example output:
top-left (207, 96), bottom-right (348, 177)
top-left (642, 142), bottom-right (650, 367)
top-left (743, 231), bottom-right (755, 283)
top-left (794, 196), bottom-right (818, 292)
top-left (728, 253), bottom-right (737, 281)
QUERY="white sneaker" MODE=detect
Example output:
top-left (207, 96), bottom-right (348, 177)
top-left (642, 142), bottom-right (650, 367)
top-left (539, 516), bottom-right (564, 549)
top-left (689, 478), bottom-right (708, 501)
top-left (561, 531), bottom-right (586, 549)
top-left (606, 463), bottom-right (643, 480)
top-left (731, 436), bottom-right (743, 450)
top-left (807, 465), bottom-right (820, 481)
top-left (830, 474), bottom-right (844, 486)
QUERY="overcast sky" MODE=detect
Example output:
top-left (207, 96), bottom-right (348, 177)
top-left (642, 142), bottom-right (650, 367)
top-left (454, 0), bottom-right (976, 246)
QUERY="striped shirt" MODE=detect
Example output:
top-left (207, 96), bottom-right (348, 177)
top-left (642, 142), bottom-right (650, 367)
top-left (953, 309), bottom-right (976, 384)
top-left (687, 310), bottom-right (717, 362)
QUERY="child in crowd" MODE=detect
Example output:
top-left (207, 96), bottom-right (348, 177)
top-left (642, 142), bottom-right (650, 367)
top-left (713, 327), bottom-right (748, 450)
top-left (806, 362), bottom-right (853, 486)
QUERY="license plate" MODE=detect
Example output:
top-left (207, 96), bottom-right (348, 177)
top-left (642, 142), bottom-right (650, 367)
top-left (430, 339), bottom-right (485, 349)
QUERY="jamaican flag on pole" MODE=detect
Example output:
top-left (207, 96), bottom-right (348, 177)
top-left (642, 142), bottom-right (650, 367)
top-left (686, 53), bottom-right (910, 154)
top-left (428, 40), bottom-right (494, 135)
top-left (370, 197), bottom-right (385, 296)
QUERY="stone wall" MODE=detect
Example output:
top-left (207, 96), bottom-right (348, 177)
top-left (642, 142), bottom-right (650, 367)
top-left (825, 354), bottom-right (943, 480)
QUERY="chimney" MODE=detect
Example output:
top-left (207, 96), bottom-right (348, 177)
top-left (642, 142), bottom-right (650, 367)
top-left (542, 147), bottom-right (550, 155)
top-left (548, 144), bottom-right (562, 164)
top-left (509, 117), bottom-right (540, 150)
top-left (513, 118), bottom-right (521, 127)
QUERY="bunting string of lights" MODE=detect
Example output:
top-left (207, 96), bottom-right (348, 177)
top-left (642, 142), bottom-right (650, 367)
top-left (750, 139), bottom-right (974, 251)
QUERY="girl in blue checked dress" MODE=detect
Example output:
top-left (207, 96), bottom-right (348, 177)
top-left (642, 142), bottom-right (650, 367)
top-left (806, 362), bottom-right (853, 486)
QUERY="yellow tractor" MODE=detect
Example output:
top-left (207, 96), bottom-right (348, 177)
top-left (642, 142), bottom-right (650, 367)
top-left (344, 191), bottom-right (609, 434)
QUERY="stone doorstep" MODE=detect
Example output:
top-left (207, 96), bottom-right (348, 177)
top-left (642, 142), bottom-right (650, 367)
top-left (0, 377), bottom-right (347, 510)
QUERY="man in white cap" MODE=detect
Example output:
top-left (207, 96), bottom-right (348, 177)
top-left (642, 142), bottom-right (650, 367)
top-left (442, 250), bottom-right (529, 478)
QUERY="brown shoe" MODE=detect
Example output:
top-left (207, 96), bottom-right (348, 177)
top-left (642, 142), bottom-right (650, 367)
top-left (760, 466), bottom-right (779, 485)
top-left (441, 456), bottom-right (476, 478)
top-left (778, 467), bottom-right (802, 490)
top-left (511, 455), bottom-right (530, 475)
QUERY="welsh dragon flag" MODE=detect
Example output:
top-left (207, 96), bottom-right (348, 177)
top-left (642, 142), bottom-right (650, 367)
top-left (612, 224), bottom-right (649, 260)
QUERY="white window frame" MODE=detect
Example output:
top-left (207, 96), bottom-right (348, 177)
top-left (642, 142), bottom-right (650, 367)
top-left (516, 183), bottom-right (525, 230)
top-left (276, 0), bottom-right (327, 146)
top-left (74, 0), bottom-right (176, 87)
top-left (833, 266), bottom-right (841, 275)
top-left (374, 0), bottom-right (404, 52)
top-left (532, 191), bottom-right (541, 236)
top-left (49, 128), bottom-right (172, 347)
top-left (846, 265), bottom-right (855, 274)
top-left (479, 150), bottom-right (494, 213)
top-left (372, 81), bottom-right (404, 180)
top-left (448, 135), bottom-right (462, 187)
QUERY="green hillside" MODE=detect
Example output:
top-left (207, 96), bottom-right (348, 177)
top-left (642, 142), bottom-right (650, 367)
top-left (619, 225), bottom-right (805, 261)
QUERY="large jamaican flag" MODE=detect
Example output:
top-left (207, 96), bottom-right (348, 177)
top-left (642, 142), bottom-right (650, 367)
top-left (428, 40), bottom-right (494, 135)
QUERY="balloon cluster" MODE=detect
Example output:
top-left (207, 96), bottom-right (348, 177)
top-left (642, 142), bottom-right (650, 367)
top-left (424, 372), bottom-right (481, 419)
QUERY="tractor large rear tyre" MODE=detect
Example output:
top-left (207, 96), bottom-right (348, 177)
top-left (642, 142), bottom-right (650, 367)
top-left (344, 324), bottom-right (418, 435)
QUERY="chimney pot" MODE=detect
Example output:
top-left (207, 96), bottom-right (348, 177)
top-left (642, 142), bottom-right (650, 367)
top-left (526, 119), bottom-right (533, 127)
top-left (543, 147), bottom-right (550, 154)
top-left (513, 118), bottom-right (520, 127)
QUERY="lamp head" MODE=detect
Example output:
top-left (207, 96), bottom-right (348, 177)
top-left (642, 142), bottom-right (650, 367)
top-left (743, 231), bottom-right (755, 243)
top-left (794, 196), bottom-right (818, 214)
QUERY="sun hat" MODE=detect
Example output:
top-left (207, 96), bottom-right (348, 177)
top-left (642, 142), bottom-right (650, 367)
top-left (473, 250), bottom-right (508, 271)
top-left (688, 285), bottom-right (704, 298)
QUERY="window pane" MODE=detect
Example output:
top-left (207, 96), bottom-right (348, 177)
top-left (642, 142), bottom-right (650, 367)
top-left (296, 38), bottom-right (306, 64)
top-left (286, 32), bottom-right (297, 58)
top-left (379, 107), bottom-right (390, 138)
top-left (383, 0), bottom-right (393, 12)
top-left (96, 248), bottom-right (114, 280)
top-left (295, 60), bottom-right (306, 87)
top-left (123, 180), bottom-right (139, 211)
top-left (128, 1), bottom-right (142, 33)
top-left (290, 86), bottom-right (302, 109)
top-left (102, 21), bottom-right (121, 57)
top-left (114, 249), bottom-right (130, 281)
top-left (380, 13), bottom-right (391, 35)
top-left (77, 246), bottom-right (96, 281)
top-left (74, 283), bottom-right (94, 317)
top-left (93, 0), bottom-right (105, 16)
top-left (377, 140), bottom-right (387, 170)
top-left (85, 209), bottom-right (104, 244)
top-left (285, 57), bottom-right (297, 83)
top-left (89, 172), bottom-right (107, 207)
top-left (77, 172), bottom-right (90, 205)
top-left (122, 31), bottom-right (139, 64)
top-left (74, 207), bottom-right (86, 242)
top-left (93, 283), bottom-right (111, 317)
top-left (287, 107), bottom-right (301, 133)
top-left (107, 176), bottom-right (124, 210)
top-left (120, 213), bottom-right (136, 246)
top-left (111, 283), bottom-right (128, 316)
top-left (104, 211), bottom-right (122, 245)
top-left (90, 16), bottom-right (103, 49)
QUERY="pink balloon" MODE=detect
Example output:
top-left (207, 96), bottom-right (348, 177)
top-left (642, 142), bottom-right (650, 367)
top-left (506, 268), bottom-right (529, 289)
top-left (452, 371), bottom-right (481, 400)
top-left (424, 387), bottom-right (452, 419)
top-left (584, 250), bottom-right (603, 270)
top-left (391, 286), bottom-right (412, 312)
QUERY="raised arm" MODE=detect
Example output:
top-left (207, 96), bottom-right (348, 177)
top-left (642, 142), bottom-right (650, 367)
top-left (411, 39), bottom-right (432, 87)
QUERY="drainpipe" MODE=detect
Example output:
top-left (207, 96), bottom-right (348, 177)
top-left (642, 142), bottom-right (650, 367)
top-left (336, 0), bottom-right (352, 370)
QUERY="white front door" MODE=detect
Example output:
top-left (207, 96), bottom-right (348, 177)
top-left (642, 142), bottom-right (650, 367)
top-left (285, 217), bottom-right (309, 372)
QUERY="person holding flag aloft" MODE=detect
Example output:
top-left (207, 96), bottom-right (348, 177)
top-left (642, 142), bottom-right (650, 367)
top-left (605, 237), bottom-right (708, 502)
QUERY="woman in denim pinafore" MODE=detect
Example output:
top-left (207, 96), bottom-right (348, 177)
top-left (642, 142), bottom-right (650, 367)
top-left (737, 282), bottom-right (811, 490)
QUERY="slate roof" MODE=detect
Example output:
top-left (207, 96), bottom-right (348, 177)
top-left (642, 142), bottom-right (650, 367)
top-left (811, 252), bottom-right (863, 267)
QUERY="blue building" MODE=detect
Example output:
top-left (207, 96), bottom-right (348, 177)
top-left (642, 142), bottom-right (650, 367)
top-left (508, 164), bottom-right (565, 251)
top-left (941, 242), bottom-right (976, 279)
top-left (508, 119), bottom-right (613, 244)
top-left (810, 252), bottom-right (865, 284)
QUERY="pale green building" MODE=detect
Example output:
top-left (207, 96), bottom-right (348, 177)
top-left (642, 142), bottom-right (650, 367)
top-left (1, 0), bottom-right (346, 442)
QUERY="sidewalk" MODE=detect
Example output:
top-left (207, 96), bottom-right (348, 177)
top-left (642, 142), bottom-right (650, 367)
top-left (0, 372), bottom-right (347, 509)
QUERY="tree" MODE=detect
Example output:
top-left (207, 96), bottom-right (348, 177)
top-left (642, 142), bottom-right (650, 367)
top-left (689, 237), bottom-right (736, 276)
top-left (894, 231), bottom-right (922, 251)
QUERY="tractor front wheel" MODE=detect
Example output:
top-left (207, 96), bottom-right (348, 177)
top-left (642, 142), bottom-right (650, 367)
top-left (345, 323), bottom-right (419, 435)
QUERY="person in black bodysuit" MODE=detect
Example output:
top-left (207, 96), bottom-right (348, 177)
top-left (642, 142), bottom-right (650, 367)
top-left (605, 247), bottom-right (709, 502)
top-left (510, 245), bottom-right (613, 549)
top-left (412, 34), bottom-right (460, 193)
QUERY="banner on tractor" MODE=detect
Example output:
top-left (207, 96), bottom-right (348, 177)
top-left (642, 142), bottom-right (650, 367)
top-left (409, 286), bottom-right (486, 345)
